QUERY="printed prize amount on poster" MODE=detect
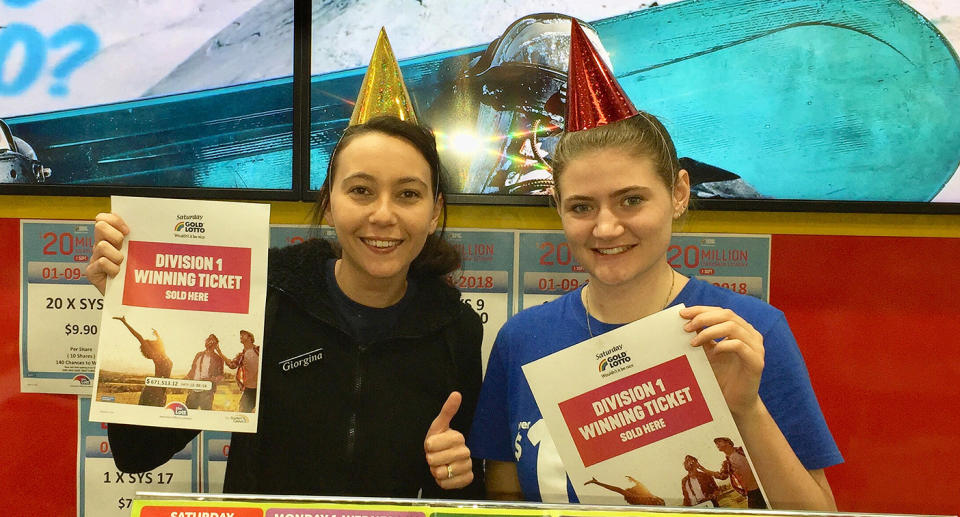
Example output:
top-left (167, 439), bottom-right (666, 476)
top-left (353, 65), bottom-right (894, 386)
top-left (518, 231), bottom-right (589, 310)
top-left (89, 196), bottom-right (269, 433)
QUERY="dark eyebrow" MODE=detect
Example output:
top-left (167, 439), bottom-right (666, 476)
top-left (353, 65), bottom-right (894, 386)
top-left (341, 172), bottom-right (429, 189)
top-left (396, 176), bottom-right (429, 188)
top-left (611, 185), bottom-right (651, 197)
top-left (341, 171), bottom-right (376, 183)
top-left (562, 185), bottom-right (651, 205)
top-left (561, 194), bottom-right (594, 205)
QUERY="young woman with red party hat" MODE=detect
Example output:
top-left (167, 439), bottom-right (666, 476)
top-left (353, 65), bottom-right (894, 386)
top-left (468, 19), bottom-right (841, 511)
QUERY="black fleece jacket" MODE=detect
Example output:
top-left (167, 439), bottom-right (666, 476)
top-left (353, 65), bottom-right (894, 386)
top-left (108, 238), bottom-right (484, 499)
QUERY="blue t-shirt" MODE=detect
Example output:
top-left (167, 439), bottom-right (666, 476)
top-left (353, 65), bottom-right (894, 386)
top-left (468, 277), bottom-right (843, 503)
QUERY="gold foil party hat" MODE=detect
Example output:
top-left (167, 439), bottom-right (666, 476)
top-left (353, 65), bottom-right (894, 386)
top-left (349, 28), bottom-right (418, 125)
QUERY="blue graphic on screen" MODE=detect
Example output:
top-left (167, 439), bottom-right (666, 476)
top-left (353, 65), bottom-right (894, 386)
top-left (0, 0), bottom-right (294, 190)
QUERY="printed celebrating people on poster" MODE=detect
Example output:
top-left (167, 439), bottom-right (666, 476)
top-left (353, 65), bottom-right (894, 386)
top-left (89, 196), bottom-right (269, 433)
top-left (522, 305), bottom-right (767, 508)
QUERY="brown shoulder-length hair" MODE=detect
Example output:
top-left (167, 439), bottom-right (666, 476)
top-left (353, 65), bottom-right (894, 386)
top-left (312, 115), bottom-right (461, 278)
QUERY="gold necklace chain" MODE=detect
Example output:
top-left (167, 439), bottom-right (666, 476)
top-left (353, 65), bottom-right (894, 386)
top-left (583, 270), bottom-right (676, 338)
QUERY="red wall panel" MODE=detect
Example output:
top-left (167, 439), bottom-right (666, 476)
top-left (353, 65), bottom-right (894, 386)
top-left (0, 218), bottom-right (76, 513)
top-left (771, 234), bottom-right (960, 516)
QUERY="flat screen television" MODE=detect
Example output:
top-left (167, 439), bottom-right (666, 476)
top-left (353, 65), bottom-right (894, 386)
top-left (306, 0), bottom-right (960, 213)
top-left (0, 0), bottom-right (297, 199)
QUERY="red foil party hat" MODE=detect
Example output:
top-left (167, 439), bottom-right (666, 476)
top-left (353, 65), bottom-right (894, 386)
top-left (565, 19), bottom-right (638, 132)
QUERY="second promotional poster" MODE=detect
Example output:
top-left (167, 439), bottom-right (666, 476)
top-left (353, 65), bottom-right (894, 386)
top-left (523, 306), bottom-right (766, 509)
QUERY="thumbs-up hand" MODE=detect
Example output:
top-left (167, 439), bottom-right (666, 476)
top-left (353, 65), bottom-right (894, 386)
top-left (424, 391), bottom-right (474, 489)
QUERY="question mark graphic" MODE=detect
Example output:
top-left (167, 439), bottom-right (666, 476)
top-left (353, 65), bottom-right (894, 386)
top-left (47, 24), bottom-right (99, 97)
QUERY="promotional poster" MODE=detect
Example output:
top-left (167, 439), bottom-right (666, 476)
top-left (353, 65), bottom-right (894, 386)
top-left (516, 231), bottom-right (591, 311)
top-left (445, 229), bottom-right (515, 373)
top-left (668, 234), bottom-right (771, 302)
top-left (522, 305), bottom-right (766, 508)
top-left (78, 397), bottom-right (198, 517)
top-left (89, 196), bottom-right (269, 432)
top-left (19, 219), bottom-right (102, 394)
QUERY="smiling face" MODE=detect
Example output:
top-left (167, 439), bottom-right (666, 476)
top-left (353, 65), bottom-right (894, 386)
top-left (557, 147), bottom-right (688, 290)
top-left (325, 131), bottom-right (442, 290)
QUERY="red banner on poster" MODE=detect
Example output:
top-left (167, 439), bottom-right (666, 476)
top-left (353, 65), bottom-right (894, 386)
top-left (558, 356), bottom-right (712, 466)
top-left (122, 241), bottom-right (251, 314)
